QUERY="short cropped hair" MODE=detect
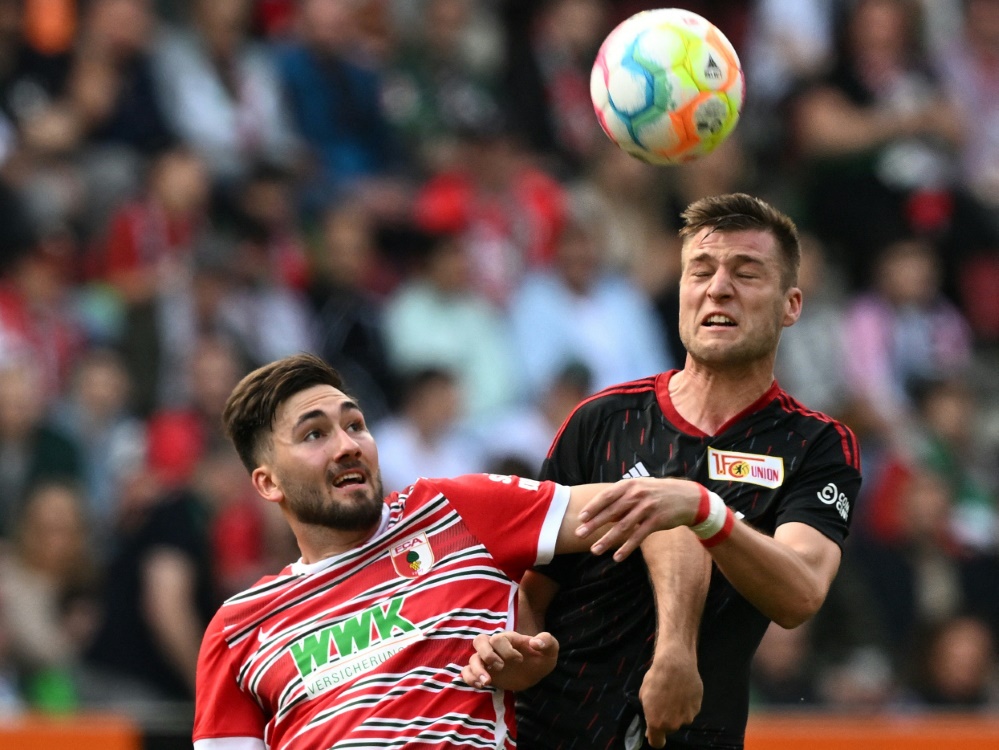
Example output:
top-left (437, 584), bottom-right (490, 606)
top-left (222, 353), bottom-right (346, 473)
top-left (679, 193), bottom-right (801, 289)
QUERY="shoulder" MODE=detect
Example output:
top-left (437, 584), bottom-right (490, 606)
top-left (549, 375), bottom-right (661, 447)
top-left (772, 390), bottom-right (862, 471)
top-left (570, 376), bottom-right (660, 418)
top-left (212, 571), bottom-right (296, 637)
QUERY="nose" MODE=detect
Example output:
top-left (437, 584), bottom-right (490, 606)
top-left (331, 427), bottom-right (362, 461)
top-left (706, 267), bottom-right (734, 299)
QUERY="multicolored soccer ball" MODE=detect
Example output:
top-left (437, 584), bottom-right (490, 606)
top-left (590, 8), bottom-right (744, 165)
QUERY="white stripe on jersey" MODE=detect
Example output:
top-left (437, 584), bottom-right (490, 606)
top-left (194, 738), bottom-right (266, 750)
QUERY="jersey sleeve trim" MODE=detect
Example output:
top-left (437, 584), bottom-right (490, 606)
top-left (536, 483), bottom-right (570, 566)
top-left (776, 391), bottom-right (862, 471)
top-left (193, 737), bottom-right (267, 750)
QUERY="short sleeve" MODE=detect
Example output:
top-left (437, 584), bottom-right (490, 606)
top-left (776, 423), bottom-right (862, 548)
top-left (426, 474), bottom-right (570, 581)
top-left (193, 612), bottom-right (266, 747)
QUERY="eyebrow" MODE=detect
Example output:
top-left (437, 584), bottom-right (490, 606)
top-left (687, 252), bottom-right (767, 266)
top-left (293, 401), bottom-right (362, 429)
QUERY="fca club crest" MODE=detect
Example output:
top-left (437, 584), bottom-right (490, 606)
top-left (391, 533), bottom-right (435, 578)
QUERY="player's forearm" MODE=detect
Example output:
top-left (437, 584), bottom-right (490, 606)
top-left (641, 528), bottom-right (710, 654)
top-left (518, 571), bottom-right (559, 636)
top-left (707, 521), bottom-right (840, 629)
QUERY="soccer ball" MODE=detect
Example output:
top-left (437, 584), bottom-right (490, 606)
top-left (590, 8), bottom-right (744, 165)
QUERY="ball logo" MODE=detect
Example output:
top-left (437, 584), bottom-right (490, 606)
top-left (704, 55), bottom-right (723, 82)
top-left (391, 534), bottom-right (435, 578)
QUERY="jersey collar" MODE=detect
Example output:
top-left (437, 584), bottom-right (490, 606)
top-left (655, 369), bottom-right (781, 437)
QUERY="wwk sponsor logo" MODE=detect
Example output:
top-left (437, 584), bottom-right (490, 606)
top-left (290, 597), bottom-right (422, 698)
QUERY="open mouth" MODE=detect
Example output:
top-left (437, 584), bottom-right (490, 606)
top-left (331, 471), bottom-right (366, 488)
top-left (702, 314), bottom-right (737, 327)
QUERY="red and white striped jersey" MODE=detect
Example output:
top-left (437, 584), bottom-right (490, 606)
top-left (193, 473), bottom-right (570, 750)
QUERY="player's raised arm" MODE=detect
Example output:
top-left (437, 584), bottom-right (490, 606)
top-left (555, 478), bottom-right (703, 556)
top-left (578, 478), bottom-right (843, 629)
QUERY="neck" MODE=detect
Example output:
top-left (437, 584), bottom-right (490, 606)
top-left (292, 519), bottom-right (379, 564)
top-left (669, 357), bottom-right (776, 434)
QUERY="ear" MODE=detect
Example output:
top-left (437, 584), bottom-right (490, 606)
top-left (782, 286), bottom-right (802, 328)
top-left (252, 465), bottom-right (284, 504)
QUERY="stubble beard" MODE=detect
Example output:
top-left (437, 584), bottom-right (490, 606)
top-left (681, 317), bottom-right (783, 369)
top-left (283, 469), bottom-right (385, 531)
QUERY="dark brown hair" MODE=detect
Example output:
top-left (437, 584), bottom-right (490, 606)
top-left (222, 353), bottom-right (346, 473)
top-left (679, 193), bottom-right (801, 289)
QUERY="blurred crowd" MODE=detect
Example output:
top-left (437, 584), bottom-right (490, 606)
top-left (0, 0), bottom-right (996, 726)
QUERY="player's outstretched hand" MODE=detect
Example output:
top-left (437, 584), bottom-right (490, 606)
top-left (576, 478), bottom-right (702, 561)
top-left (461, 631), bottom-right (559, 692)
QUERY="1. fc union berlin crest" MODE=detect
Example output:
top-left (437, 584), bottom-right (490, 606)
top-left (391, 533), bottom-right (435, 578)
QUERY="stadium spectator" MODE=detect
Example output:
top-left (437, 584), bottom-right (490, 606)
top-left (52, 347), bottom-right (145, 545)
top-left (217, 223), bottom-right (314, 367)
top-left (382, 0), bottom-right (503, 173)
top-left (936, 0), bottom-right (999, 210)
top-left (789, 0), bottom-right (964, 288)
top-left (508, 216), bottom-right (673, 399)
top-left (412, 117), bottom-right (568, 307)
top-left (195, 445), bottom-right (294, 601)
top-left (481, 360), bottom-right (593, 474)
top-left (850, 467), bottom-right (968, 664)
top-left (307, 199), bottom-right (396, 425)
top-left (222, 160), bottom-right (309, 291)
top-left (62, 0), bottom-right (173, 230)
top-left (500, 0), bottom-right (610, 174)
top-left (0, 0), bottom-right (70, 162)
top-left (96, 145), bottom-right (211, 411)
top-left (383, 231), bottom-right (521, 422)
top-left (372, 367), bottom-right (486, 494)
top-left (151, 0), bottom-right (298, 183)
top-left (0, 482), bottom-right (97, 711)
top-left (0, 226), bottom-right (83, 399)
top-left (567, 139), bottom-right (671, 285)
top-left (841, 238), bottom-right (973, 446)
top-left (82, 421), bottom-right (217, 705)
top-left (0, 357), bottom-right (83, 539)
top-left (749, 621), bottom-right (819, 707)
top-left (907, 614), bottom-right (999, 708)
top-left (275, 0), bottom-right (406, 216)
top-left (934, 0), bottom-right (999, 341)
top-left (774, 234), bottom-right (850, 416)
top-left (143, 333), bottom-right (247, 491)
top-left (911, 377), bottom-right (998, 553)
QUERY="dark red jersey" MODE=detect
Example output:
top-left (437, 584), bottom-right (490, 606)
top-left (517, 371), bottom-right (861, 750)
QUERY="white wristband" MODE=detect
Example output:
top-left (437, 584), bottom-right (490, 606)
top-left (690, 490), bottom-right (727, 539)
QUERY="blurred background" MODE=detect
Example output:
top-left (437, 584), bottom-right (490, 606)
top-left (0, 0), bottom-right (997, 746)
